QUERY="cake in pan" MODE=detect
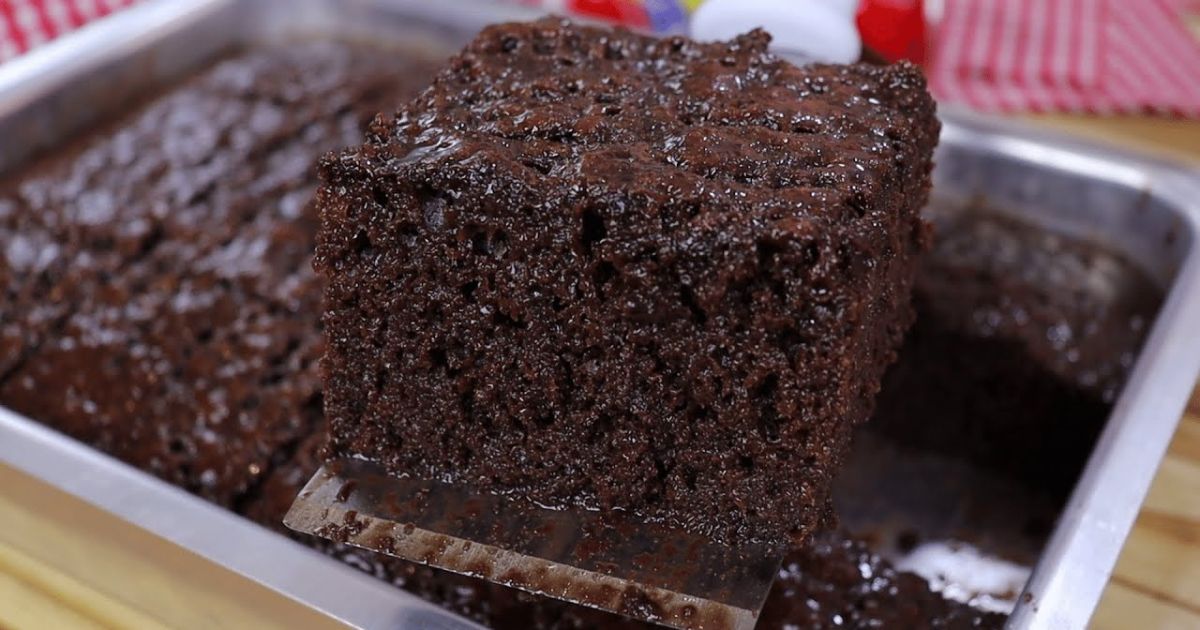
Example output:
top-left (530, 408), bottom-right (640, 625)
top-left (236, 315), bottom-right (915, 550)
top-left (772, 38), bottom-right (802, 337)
top-left (0, 41), bottom-right (435, 506)
top-left (0, 28), bottom-right (1160, 630)
top-left (315, 17), bottom-right (940, 546)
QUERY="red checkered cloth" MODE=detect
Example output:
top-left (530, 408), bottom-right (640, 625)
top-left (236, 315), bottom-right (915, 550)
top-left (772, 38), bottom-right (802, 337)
top-left (930, 0), bottom-right (1200, 116)
top-left (0, 0), bottom-right (137, 62)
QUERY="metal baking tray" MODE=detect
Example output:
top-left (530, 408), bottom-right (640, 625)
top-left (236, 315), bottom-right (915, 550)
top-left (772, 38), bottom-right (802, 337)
top-left (2, 0), bottom-right (1199, 628)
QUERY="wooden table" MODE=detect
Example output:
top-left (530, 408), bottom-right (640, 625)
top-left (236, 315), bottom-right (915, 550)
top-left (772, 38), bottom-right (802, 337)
top-left (1093, 387), bottom-right (1200, 629)
top-left (1, 116), bottom-right (1198, 629)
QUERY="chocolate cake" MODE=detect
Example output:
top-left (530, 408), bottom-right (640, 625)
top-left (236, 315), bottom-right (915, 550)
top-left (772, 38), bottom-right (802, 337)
top-left (0, 214), bottom-right (62, 378)
top-left (316, 17), bottom-right (939, 545)
top-left (0, 29), bottom-right (1161, 630)
top-left (870, 204), bottom-right (1162, 496)
top-left (0, 42), bottom-right (439, 505)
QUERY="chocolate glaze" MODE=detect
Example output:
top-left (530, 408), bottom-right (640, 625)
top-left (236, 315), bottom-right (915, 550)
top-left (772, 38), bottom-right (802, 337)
top-left (316, 17), bottom-right (939, 546)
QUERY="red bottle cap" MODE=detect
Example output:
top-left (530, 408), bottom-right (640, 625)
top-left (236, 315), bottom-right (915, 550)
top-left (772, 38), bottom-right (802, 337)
top-left (857, 0), bottom-right (927, 64)
top-left (566, 0), bottom-right (653, 29)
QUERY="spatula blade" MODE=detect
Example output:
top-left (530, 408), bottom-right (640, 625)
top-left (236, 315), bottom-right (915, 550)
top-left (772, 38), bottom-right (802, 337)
top-left (284, 459), bottom-right (781, 630)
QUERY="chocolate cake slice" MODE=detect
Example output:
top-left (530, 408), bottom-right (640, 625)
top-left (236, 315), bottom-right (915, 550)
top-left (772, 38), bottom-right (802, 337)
top-left (316, 17), bottom-right (939, 545)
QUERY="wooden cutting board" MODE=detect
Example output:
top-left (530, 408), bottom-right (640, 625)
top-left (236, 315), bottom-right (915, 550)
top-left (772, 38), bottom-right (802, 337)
top-left (0, 116), bottom-right (1198, 629)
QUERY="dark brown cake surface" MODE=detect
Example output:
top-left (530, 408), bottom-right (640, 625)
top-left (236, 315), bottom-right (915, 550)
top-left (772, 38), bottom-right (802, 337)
top-left (0, 41), bottom-right (438, 506)
top-left (317, 17), bottom-right (939, 545)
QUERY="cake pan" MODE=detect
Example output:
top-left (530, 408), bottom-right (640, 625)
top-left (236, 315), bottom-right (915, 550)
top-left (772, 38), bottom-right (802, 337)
top-left (1, 0), bottom-right (1199, 628)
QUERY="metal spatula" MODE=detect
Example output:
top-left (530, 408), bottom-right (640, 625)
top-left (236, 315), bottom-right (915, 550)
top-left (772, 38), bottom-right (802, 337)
top-left (284, 458), bottom-right (782, 629)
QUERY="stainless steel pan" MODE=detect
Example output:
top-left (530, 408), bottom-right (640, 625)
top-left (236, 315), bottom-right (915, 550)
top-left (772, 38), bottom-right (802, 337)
top-left (2, 1), bottom-right (1199, 627)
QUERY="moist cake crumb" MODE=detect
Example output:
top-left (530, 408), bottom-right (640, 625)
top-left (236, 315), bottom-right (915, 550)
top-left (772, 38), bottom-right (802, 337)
top-left (316, 17), bottom-right (939, 545)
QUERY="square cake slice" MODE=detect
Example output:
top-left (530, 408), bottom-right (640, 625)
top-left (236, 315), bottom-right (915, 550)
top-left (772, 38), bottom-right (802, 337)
top-left (316, 18), bottom-right (939, 545)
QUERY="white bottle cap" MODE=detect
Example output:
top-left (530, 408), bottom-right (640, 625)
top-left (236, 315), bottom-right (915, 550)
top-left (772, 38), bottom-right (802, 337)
top-left (690, 0), bottom-right (862, 65)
